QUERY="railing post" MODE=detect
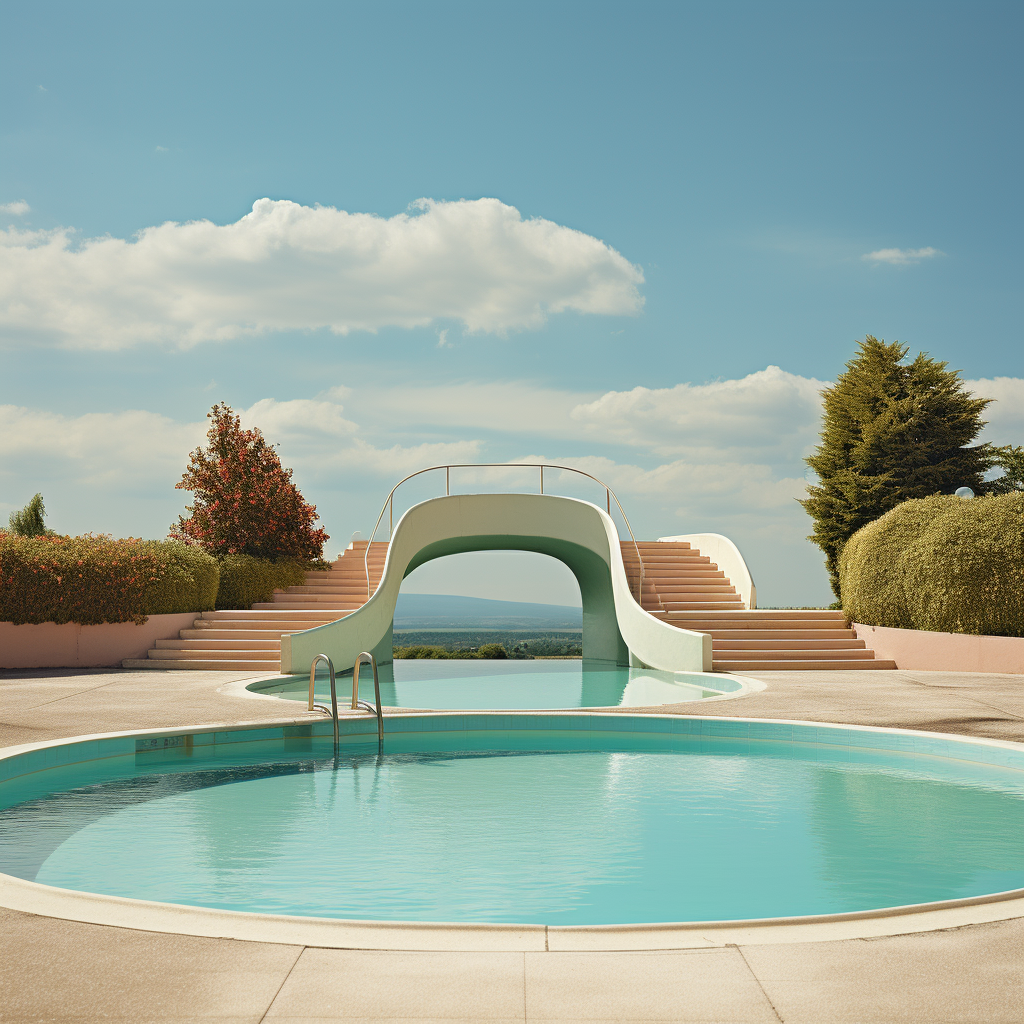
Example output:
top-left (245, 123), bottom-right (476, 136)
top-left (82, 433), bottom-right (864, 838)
top-left (388, 494), bottom-right (392, 539)
top-left (540, 465), bottom-right (544, 494)
top-left (446, 466), bottom-right (450, 495)
top-left (607, 488), bottom-right (611, 514)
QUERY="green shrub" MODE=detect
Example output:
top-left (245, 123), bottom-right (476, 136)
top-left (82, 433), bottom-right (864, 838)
top-left (0, 532), bottom-right (219, 625)
top-left (392, 644), bottom-right (511, 660)
top-left (215, 554), bottom-right (307, 610)
top-left (839, 493), bottom-right (1024, 636)
top-left (144, 543), bottom-right (220, 615)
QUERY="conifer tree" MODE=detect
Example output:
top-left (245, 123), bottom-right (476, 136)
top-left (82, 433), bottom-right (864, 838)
top-left (801, 337), bottom-right (993, 600)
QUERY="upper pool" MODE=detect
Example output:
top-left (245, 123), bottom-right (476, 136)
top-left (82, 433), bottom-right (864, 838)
top-left (248, 658), bottom-right (748, 710)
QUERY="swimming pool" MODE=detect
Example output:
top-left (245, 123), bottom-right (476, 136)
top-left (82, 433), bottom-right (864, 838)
top-left (2, 715), bottom-right (1022, 928)
top-left (248, 659), bottom-right (749, 710)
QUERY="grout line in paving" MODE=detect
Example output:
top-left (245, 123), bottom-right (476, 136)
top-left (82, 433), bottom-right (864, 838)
top-left (733, 945), bottom-right (784, 1023)
top-left (18, 678), bottom-right (125, 711)
top-left (523, 950), bottom-right (528, 1021)
top-left (962, 697), bottom-right (1024, 721)
top-left (257, 943), bottom-right (306, 1022)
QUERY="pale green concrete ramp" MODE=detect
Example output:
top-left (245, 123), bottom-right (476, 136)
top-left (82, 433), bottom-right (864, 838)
top-left (280, 493), bottom-right (711, 676)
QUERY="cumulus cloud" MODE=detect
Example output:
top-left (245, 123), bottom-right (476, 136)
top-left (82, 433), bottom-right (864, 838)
top-left (0, 406), bottom-right (205, 490)
top-left (569, 366), bottom-right (825, 461)
top-left (967, 376), bottom-right (1024, 445)
top-left (0, 201), bottom-right (30, 216)
top-left (862, 246), bottom-right (942, 265)
top-left (0, 198), bottom-right (644, 350)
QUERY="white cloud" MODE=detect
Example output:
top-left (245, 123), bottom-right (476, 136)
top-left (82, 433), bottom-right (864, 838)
top-left (0, 201), bottom-right (30, 216)
top-left (0, 405), bottom-right (205, 490)
top-left (967, 377), bottom-right (1024, 445)
top-left (569, 366), bottom-right (825, 461)
top-left (0, 197), bottom-right (644, 351)
top-left (861, 246), bottom-right (942, 265)
top-left (346, 380), bottom-right (598, 439)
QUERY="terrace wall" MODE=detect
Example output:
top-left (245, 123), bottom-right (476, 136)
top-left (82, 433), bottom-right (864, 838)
top-left (854, 622), bottom-right (1024, 674)
top-left (0, 614), bottom-right (197, 669)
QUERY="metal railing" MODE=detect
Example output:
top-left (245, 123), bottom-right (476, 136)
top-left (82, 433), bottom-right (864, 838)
top-left (361, 463), bottom-right (645, 602)
top-left (308, 651), bottom-right (384, 750)
top-left (308, 653), bottom-right (339, 744)
top-left (352, 651), bottom-right (384, 749)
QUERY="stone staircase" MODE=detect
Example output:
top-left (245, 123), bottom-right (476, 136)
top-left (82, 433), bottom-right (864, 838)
top-left (122, 542), bottom-right (388, 672)
top-left (622, 541), bottom-right (895, 671)
top-left (124, 537), bottom-right (895, 673)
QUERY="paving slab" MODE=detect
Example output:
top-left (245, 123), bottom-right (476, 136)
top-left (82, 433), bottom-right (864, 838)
top-left (1, 666), bottom-right (1023, 1022)
top-left (0, 906), bottom-right (301, 1021)
top-left (524, 948), bottom-right (781, 1022)
top-left (741, 919), bottom-right (1024, 1023)
top-left (263, 949), bottom-right (527, 1019)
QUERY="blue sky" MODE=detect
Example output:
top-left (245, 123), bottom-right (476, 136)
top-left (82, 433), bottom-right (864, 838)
top-left (2, 1), bottom-right (1021, 606)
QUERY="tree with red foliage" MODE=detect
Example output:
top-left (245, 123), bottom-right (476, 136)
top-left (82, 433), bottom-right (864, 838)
top-left (171, 404), bottom-right (329, 561)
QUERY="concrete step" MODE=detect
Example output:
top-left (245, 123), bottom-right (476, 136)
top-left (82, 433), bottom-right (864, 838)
top-left (713, 659), bottom-right (897, 671)
top-left (283, 585), bottom-right (379, 595)
top-left (713, 647), bottom-right (874, 660)
top-left (660, 617), bottom-right (848, 632)
top-left (146, 648), bottom-right (278, 662)
top-left (703, 629), bottom-right (857, 640)
top-left (180, 629), bottom-right (299, 640)
top-left (671, 608), bottom-right (843, 618)
top-left (713, 639), bottom-right (866, 651)
top-left (200, 609), bottom-right (346, 619)
top-left (122, 658), bottom-right (280, 671)
top-left (154, 638), bottom-right (281, 651)
top-left (193, 618), bottom-right (335, 630)
top-left (260, 598), bottom-right (364, 608)
top-left (661, 599), bottom-right (744, 609)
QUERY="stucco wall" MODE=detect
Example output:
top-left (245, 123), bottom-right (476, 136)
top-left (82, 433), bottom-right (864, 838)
top-left (854, 622), bottom-right (1024, 674)
top-left (0, 614), bottom-right (198, 669)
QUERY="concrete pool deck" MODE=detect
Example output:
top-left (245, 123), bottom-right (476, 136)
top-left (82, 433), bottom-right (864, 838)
top-left (1, 666), bottom-right (1022, 1022)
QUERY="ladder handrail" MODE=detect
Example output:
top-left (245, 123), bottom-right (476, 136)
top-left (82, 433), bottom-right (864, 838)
top-left (309, 651), bottom-right (384, 749)
top-left (352, 651), bottom-right (384, 748)
top-left (308, 653), bottom-right (339, 744)
top-left (361, 463), bottom-right (645, 602)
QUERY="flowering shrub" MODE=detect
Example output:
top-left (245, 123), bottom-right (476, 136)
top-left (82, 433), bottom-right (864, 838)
top-left (0, 532), bottom-right (218, 625)
top-left (215, 554), bottom-right (308, 610)
top-left (170, 404), bottom-right (329, 561)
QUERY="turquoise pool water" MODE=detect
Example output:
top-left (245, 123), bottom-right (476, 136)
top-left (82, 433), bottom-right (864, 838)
top-left (2, 720), bottom-right (1022, 925)
top-left (251, 659), bottom-right (743, 709)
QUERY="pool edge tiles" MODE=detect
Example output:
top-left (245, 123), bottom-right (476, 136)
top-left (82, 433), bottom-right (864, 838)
top-left (2, 714), bottom-right (1024, 952)
top-left (3, 712), bottom-right (1024, 782)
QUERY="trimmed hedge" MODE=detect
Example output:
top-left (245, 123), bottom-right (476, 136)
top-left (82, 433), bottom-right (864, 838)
top-left (839, 493), bottom-right (1024, 637)
top-left (394, 643), bottom-right (510, 660)
top-left (215, 554), bottom-right (307, 610)
top-left (0, 532), bottom-right (219, 625)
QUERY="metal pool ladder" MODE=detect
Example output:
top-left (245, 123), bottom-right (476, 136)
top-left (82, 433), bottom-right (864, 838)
top-left (308, 652), bottom-right (385, 749)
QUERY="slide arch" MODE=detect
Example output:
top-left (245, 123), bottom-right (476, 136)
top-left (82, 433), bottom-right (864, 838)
top-left (280, 493), bottom-right (710, 675)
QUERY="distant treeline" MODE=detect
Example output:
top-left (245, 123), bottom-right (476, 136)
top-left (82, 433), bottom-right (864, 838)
top-left (393, 629), bottom-right (582, 659)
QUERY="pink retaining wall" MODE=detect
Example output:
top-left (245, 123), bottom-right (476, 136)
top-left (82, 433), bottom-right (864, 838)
top-left (0, 614), bottom-right (198, 669)
top-left (854, 622), bottom-right (1024, 674)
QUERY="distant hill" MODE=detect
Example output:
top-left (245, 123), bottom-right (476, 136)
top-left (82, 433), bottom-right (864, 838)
top-left (393, 593), bottom-right (582, 629)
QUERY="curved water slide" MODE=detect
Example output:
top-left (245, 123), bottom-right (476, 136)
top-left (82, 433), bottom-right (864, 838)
top-left (280, 493), bottom-right (712, 676)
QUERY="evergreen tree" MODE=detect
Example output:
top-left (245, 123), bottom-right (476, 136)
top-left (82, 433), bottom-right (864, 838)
top-left (988, 445), bottom-right (1024, 493)
top-left (801, 337), bottom-right (993, 600)
top-left (8, 494), bottom-right (53, 537)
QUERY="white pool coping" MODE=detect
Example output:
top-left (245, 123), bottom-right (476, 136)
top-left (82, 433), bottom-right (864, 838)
top-left (2, 712), bottom-right (1022, 951)
top-left (226, 666), bottom-right (768, 709)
